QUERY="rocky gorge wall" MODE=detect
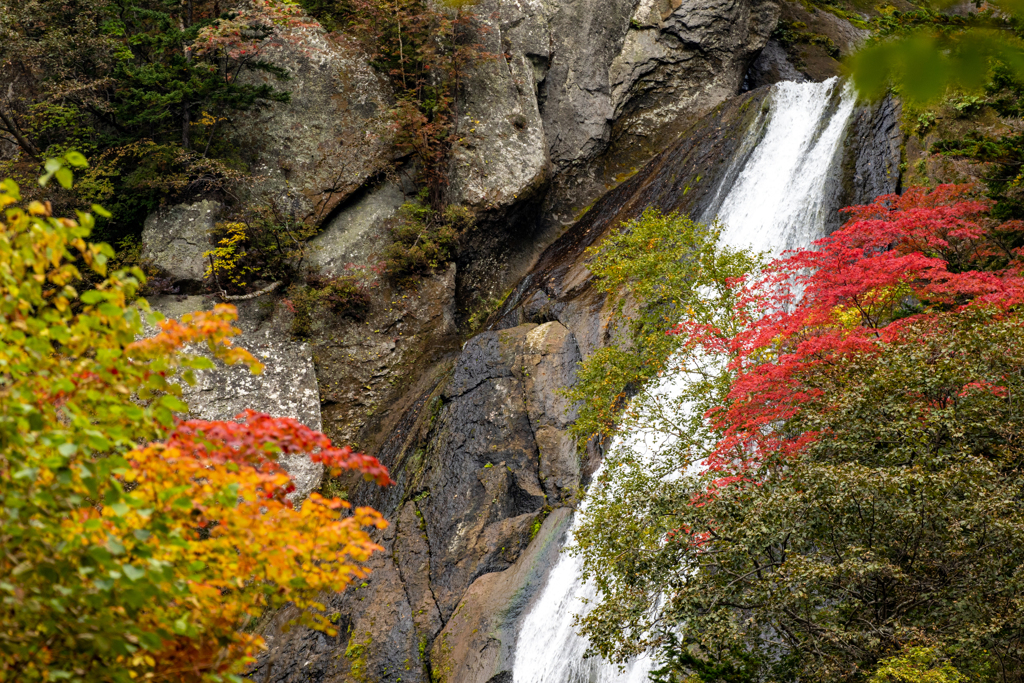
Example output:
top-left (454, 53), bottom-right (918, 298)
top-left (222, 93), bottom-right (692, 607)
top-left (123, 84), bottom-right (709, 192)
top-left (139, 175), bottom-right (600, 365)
top-left (243, 79), bottom-right (901, 683)
top-left (135, 2), bottom-right (905, 681)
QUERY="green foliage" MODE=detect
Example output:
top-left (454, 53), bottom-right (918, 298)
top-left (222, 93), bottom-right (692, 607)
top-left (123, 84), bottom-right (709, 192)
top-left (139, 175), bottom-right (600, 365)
top-left (850, 2), bottom-right (1024, 105)
top-left (206, 205), bottom-right (319, 294)
top-left (287, 274), bottom-right (372, 337)
top-left (565, 208), bottom-right (761, 446)
top-left (772, 20), bottom-right (841, 59)
top-left (870, 648), bottom-right (968, 683)
top-left (383, 202), bottom-right (470, 283)
top-left (570, 199), bottom-right (1024, 683)
top-left (932, 131), bottom-right (1024, 218)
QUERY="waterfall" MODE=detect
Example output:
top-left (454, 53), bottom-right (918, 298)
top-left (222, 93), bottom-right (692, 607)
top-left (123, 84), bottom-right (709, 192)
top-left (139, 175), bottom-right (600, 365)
top-left (511, 78), bottom-right (857, 683)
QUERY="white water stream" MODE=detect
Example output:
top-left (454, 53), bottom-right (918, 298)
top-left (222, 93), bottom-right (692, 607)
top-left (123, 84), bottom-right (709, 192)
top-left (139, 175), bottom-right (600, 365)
top-left (511, 78), bottom-right (857, 683)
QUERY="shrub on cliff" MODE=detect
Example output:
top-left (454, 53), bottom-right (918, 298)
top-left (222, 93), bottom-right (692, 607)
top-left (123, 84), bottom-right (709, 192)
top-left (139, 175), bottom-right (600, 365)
top-left (383, 201), bottom-right (470, 284)
top-left (572, 187), bottom-right (1024, 683)
top-left (0, 158), bottom-right (392, 682)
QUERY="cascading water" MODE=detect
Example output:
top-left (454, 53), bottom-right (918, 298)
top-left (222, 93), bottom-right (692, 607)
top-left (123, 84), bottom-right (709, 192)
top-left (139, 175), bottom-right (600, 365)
top-left (512, 77), bottom-right (857, 683)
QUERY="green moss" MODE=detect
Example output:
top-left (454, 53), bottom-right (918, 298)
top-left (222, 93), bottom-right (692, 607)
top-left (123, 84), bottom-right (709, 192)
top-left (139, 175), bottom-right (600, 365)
top-left (345, 630), bottom-right (374, 683)
top-left (528, 512), bottom-right (547, 541)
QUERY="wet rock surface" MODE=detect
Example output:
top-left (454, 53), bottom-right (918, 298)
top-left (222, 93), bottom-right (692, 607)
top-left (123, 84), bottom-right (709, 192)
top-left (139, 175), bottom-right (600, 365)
top-left (746, 39), bottom-right (807, 89)
top-left (416, 322), bottom-right (581, 619)
top-left (253, 318), bottom-right (583, 682)
top-left (449, 0), bottom-right (780, 313)
top-left (831, 94), bottom-right (903, 230)
top-left (431, 508), bottom-right (572, 683)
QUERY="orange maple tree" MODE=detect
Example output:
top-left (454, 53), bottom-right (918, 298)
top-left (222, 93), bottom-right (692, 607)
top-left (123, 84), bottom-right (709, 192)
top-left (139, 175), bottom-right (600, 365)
top-left (0, 157), bottom-right (392, 682)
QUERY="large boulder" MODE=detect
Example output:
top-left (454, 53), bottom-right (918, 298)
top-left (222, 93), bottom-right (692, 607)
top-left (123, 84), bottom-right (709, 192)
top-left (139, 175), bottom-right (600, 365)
top-left (140, 200), bottom-right (221, 285)
top-left (416, 322), bottom-right (582, 619)
top-left (447, 0), bottom-right (551, 209)
top-left (231, 27), bottom-right (393, 222)
top-left (449, 0), bottom-right (780, 214)
top-left (251, 320), bottom-right (585, 682)
top-left (305, 175), bottom-right (413, 278)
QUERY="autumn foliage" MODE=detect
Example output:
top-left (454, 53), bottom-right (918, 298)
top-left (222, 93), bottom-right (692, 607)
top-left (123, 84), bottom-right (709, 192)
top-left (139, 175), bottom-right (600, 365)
top-left (573, 185), bottom-right (1024, 682)
top-left (677, 184), bottom-right (1024, 477)
top-left (0, 161), bottom-right (391, 682)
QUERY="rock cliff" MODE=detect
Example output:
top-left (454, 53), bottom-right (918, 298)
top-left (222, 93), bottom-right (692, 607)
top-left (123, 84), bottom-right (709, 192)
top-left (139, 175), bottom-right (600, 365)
top-left (250, 74), bottom-right (901, 683)
top-left (131, 1), bottom-right (907, 680)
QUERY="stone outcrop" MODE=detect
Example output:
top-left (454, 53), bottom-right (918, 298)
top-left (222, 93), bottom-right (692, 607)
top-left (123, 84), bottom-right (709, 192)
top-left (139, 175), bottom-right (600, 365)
top-left (749, 1), bottom-right (868, 88)
top-left (746, 40), bottom-right (807, 89)
top-left (430, 508), bottom-right (572, 683)
top-left (450, 0), bottom-right (781, 216)
top-left (306, 177), bottom-right (412, 278)
top-left (253, 320), bottom-right (583, 682)
top-left (415, 322), bottom-right (581, 619)
top-left (147, 295), bottom-right (325, 500)
top-left (231, 27), bottom-right (393, 223)
top-left (141, 200), bottom-right (221, 285)
top-left (449, 0), bottom-right (781, 316)
top-left (826, 94), bottom-right (903, 233)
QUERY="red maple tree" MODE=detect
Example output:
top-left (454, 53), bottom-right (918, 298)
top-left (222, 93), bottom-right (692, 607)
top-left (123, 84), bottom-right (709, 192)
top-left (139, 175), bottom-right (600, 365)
top-left (673, 184), bottom-right (1024, 481)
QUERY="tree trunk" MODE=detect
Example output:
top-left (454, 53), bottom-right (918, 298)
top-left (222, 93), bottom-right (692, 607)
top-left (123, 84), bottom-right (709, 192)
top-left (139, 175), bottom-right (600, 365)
top-left (182, 101), bottom-right (191, 151)
top-left (0, 86), bottom-right (40, 159)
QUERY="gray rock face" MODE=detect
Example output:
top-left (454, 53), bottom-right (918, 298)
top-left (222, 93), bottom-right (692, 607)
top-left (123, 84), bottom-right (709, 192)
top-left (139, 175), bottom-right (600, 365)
top-left (843, 95), bottom-right (903, 212)
top-left (746, 39), bottom-right (807, 90)
top-left (448, 0), bottom-right (551, 209)
top-left (148, 295), bottom-right (325, 501)
top-left (495, 87), bottom-right (772, 356)
top-left (231, 28), bottom-right (393, 222)
top-left (450, 0), bottom-right (780, 211)
top-left (418, 322), bottom-right (581, 619)
top-left (609, 0), bottom-right (780, 142)
top-left (253, 320), bottom-right (583, 682)
top-left (141, 200), bottom-right (221, 284)
top-left (306, 178), bottom-right (409, 277)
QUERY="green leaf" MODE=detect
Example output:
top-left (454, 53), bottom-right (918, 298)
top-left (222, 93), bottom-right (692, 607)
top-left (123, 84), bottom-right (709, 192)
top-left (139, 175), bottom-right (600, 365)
top-left (106, 537), bottom-right (126, 556)
top-left (54, 166), bottom-right (73, 189)
top-left (81, 290), bottom-right (106, 305)
top-left (159, 394), bottom-right (189, 412)
top-left (122, 565), bottom-right (145, 582)
top-left (109, 502), bottom-right (130, 517)
top-left (64, 151), bottom-right (88, 168)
